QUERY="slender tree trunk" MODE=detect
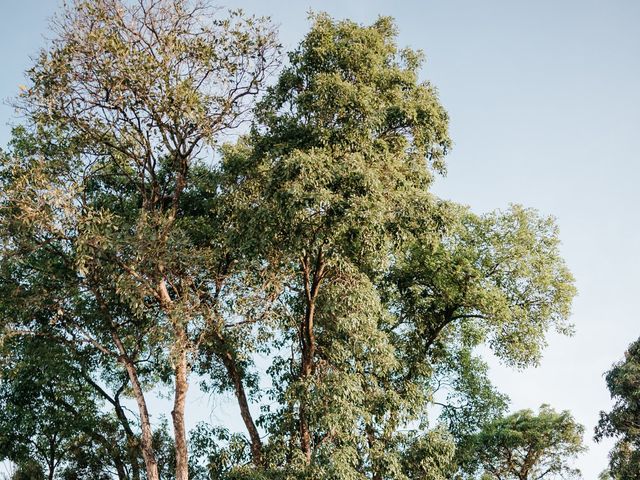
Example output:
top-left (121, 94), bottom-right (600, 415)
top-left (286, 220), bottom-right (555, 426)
top-left (114, 396), bottom-right (142, 480)
top-left (84, 374), bottom-right (142, 480)
top-left (218, 342), bottom-right (263, 466)
top-left (366, 424), bottom-right (383, 480)
top-left (128, 438), bottom-right (142, 480)
top-left (91, 284), bottom-right (158, 480)
top-left (122, 359), bottom-right (160, 480)
top-left (157, 277), bottom-right (190, 480)
top-left (113, 456), bottom-right (128, 480)
top-left (107, 398), bottom-right (142, 480)
top-left (47, 434), bottom-right (56, 480)
top-left (299, 301), bottom-right (316, 464)
top-left (114, 401), bottom-right (142, 480)
top-left (172, 345), bottom-right (190, 480)
top-left (298, 251), bottom-right (325, 465)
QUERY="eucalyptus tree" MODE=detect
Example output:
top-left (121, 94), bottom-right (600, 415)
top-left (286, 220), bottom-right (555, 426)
top-left (596, 337), bottom-right (640, 479)
top-left (219, 13), bottom-right (450, 476)
top-left (0, 0), bottom-right (279, 479)
top-left (217, 13), bottom-right (576, 480)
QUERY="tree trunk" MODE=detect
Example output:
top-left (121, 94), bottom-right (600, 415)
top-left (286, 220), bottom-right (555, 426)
top-left (366, 424), bottom-right (383, 480)
top-left (114, 401), bottom-right (142, 480)
top-left (113, 456), bottom-right (128, 480)
top-left (128, 438), bottom-right (142, 480)
top-left (157, 277), bottom-right (190, 480)
top-left (298, 251), bottom-right (324, 464)
top-left (46, 434), bottom-right (56, 480)
top-left (84, 374), bottom-right (142, 480)
top-left (172, 346), bottom-right (190, 480)
top-left (217, 338), bottom-right (263, 466)
top-left (92, 285), bottom-right (158, 480)
top-left (114, 395), bottom-right (142, 480)
top-left (299, 301), bottom-right (316, 464)
top-left (122, 359), bottom-right (160, 480)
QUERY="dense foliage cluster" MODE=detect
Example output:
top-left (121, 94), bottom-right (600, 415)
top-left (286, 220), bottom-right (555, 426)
top-left (461, 405), bottom-right (585, 479)
top-left (596, 338), bottom-right (640, 479)
top-left (0, 1), bottom-right (591, 479)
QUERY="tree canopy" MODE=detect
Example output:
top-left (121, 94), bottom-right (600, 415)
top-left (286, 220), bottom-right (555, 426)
top-left (0, 1), bottom-right (581, 479)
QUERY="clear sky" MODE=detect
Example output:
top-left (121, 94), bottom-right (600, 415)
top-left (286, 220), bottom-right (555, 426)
top-left (2, 1), bottom-right (640, 477)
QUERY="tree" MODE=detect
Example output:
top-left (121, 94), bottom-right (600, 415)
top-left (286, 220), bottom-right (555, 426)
top-left (1, 1), bottom-right (279, 479)
top-left (596, 337), bottom-right (640, 479)
top-left (216, 14), bottom-right (576, 479)
top-left (219, 12), bottom-right (451, 477)
top-left (386, 203), bottom-right (575, 469)
top-left (463, 405), bottom-right (585, 480)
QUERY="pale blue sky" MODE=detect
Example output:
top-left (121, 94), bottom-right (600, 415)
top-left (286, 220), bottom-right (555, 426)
top-left (2, 1), bottom-right (640, 477)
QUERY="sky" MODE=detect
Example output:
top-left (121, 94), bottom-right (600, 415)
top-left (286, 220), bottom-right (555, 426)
top-left (1, 1), bottom-right (640, 477)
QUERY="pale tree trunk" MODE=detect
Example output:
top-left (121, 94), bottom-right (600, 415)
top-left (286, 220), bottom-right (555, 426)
top-left (159, 277), bottom-right (191, 480)
top-left (219, 345), bottom-right (263, 466)
top-left (122, 359), bottom-right (160, 480)
top-left (172, 343), bottom-right (190, 480)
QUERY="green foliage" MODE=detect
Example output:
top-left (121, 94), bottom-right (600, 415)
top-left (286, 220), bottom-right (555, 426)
top-left (188, 424), bottom-right (257, 480)
top-left (1, 1), bottom-right (279, 478)
top-left (215, 13), bottom-right (575, 480)
top-left (9, 461), bottom-right (46, 480)
top-left (399, 429), bottom-right (456, 480)
top-left (0, 337), bottom-right (132, 479)
top-left (462, 405), bottom-right (585, 479)
top-left (389, 204), bottom-right (575, 371)
top-left (0, 3), bottom-right (579, 480)
top-left (596, 337), bottom-right (640, 478)
top-left (218, 13), bottom-right (453, 478)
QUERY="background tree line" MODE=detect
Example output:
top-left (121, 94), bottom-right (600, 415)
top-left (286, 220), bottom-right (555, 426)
top-left (0, 0), bottom-right (632, 479)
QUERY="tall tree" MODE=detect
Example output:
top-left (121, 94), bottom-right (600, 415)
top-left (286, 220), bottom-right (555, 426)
top-left (217, 14), bottom-right (576, 479)
top-left (220, 13), bottom-right (450, 475)
top-left (596, 337), bottom-right (640, 479)
top-left (0, 1), bottom-right (279, 479)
